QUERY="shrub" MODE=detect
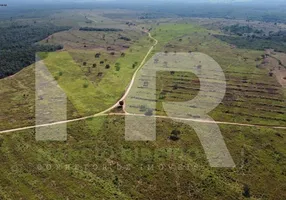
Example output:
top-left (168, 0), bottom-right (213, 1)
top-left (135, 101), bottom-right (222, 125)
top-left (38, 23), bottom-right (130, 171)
top-left (119, 36), bottom-right (131, 41)
top-left (159, 93), bottom-right (166, 100)
top-left (242, 184), bottom-right (250, 198)
top-left (144, 109), bottom-right (153, 116)
top-left (169, 135), bottom-right (180, 141)
top-left (133, 62), bottom-right (138, 68)
top-left (169, 129), bottom-right (181, 141)
top-left (171, 130), bottom-right (181, 136)
top-left (79, 27), bottom-right (122, 32)
top-left (83, 83), bottom-right (89, 88)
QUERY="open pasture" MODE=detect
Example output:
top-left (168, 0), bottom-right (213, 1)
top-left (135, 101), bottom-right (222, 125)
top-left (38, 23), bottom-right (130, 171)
top-left (129, 22), bottom-right (286, 126)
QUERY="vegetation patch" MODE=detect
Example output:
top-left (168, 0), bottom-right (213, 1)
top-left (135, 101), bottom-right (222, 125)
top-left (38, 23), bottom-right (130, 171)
top-left (79, 27), bottom-right (123, 32)
top-left (0, 22), bottom-right (69, 78)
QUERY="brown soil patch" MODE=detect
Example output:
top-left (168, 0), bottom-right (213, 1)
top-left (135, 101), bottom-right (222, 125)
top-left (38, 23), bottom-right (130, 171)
top-left (263, 50), bottom-right (286, 88)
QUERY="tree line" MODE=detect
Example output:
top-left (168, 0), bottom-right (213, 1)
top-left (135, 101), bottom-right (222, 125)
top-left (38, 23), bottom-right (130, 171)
top-left (79, 27), bottom-right (123, 32)
top-left (0, 23), bottom-right (69, 78)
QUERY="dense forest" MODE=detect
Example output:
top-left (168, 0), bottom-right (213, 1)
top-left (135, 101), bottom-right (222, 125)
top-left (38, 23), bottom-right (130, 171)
top-left (215, 29), bottom-right (286, 52)
top-left (0, 23), bottom-right (69, 78)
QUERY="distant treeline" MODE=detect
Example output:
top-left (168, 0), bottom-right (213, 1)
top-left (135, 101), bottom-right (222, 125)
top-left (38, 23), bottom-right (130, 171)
top-left (223, 24), bottom-right (264, 36)
top-left (119, 36), bottom-right (131, 41)
top-left (157, 4), bottom-right (286, 23)
top-left (2, 2), bottom-right (286, 23)
top-left (79, 27), bottom-right (123, 32)
top-left (0, 23), bottom-right (69, 78)
top-left (215, 30), bottom-right (286, 52)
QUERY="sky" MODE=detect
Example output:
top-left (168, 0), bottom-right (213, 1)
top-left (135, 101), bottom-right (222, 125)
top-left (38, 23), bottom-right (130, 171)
top-left (4, 0), bottom-right (249, 3)
top-left (3, 0), bottom-right (285, 5)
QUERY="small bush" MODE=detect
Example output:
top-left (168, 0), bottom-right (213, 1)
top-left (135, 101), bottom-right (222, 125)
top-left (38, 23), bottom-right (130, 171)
top-left (119, 36), bottom-right (131, 41)
top-left (169, 135), bottom-right (180, 141)
top-left (132, 61), bottom-right (139, 68)
top-left (144, 109), bottom-right (153, 116)
top-left (171, 130), bottom-right (181, 136)
top-left (169, 129), bottom-right (181, 141)
top-left (242, 184), bottom-right (250, 198)
top-left (83, 83), bottom-right (89, 88)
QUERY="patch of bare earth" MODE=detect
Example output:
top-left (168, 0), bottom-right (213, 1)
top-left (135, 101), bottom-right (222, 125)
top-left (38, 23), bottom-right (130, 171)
top-left (259, 49), bottom-right (286, 88)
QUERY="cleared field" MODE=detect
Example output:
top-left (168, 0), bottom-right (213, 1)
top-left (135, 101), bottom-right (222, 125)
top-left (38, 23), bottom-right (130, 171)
top-left (272, 52), bottom-right (286, 67)
top-left (48, 10), bottom-right (94, 27)
top-left (0, 116), bottom-right (286, 199)
top-left (0, 26), bottom-right (151, 129)
top-left (0, 63), bottom-right (81, 130)
top-left (41, 29), bottom-right (143, 51)
top-left (41, 32), bottom-right (151, 115)
top-left (145, 23), bottom-right (286, 126)
top-left (1, 12), bottom-right (286, 199)
top-left (188, 17), bottom-right (286, 36)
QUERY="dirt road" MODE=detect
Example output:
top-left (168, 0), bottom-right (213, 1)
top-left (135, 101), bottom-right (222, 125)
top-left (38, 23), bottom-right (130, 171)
top-left (1, 32), bottom-right (286, 135)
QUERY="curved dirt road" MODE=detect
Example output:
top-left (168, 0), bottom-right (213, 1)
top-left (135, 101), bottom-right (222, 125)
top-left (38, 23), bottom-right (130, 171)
top-left (1, 32), bottom-right (286, 134)
top-left (95, 32), bottom-right (158, 116)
